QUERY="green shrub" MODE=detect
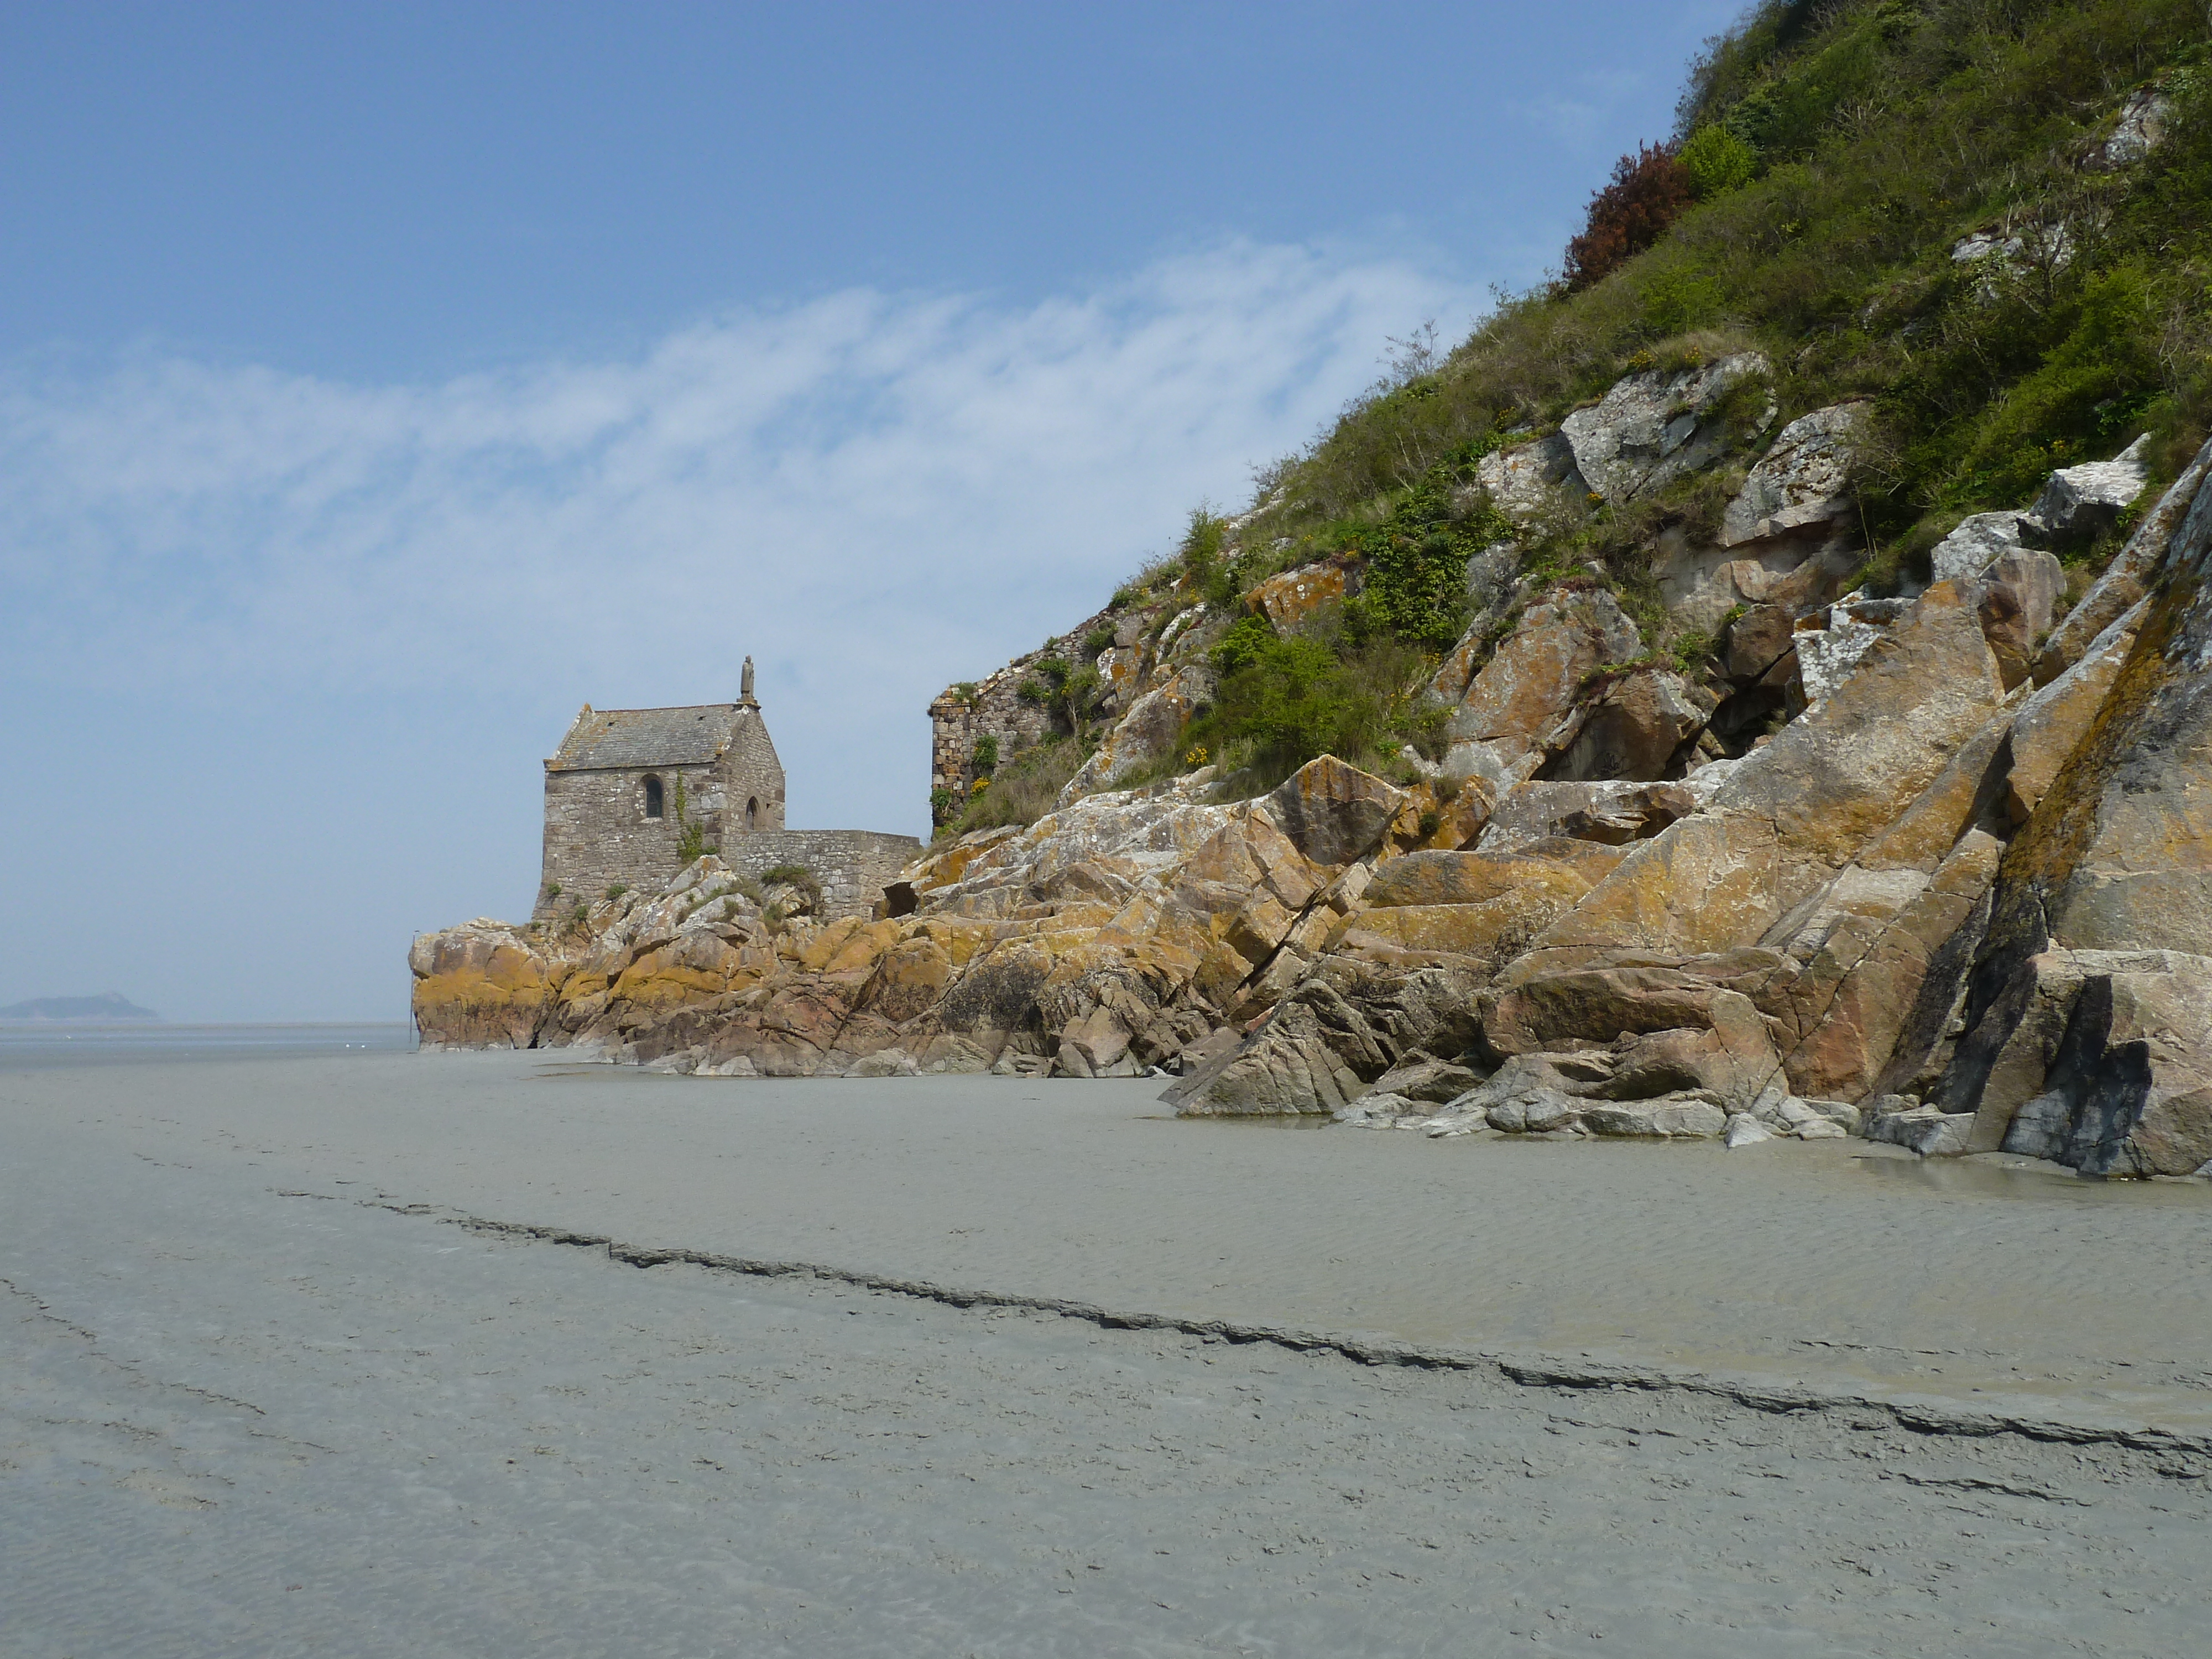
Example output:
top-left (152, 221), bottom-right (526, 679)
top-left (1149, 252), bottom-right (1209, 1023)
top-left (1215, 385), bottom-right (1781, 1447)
top-left (972, 733), bottom-right (999, 775)
top-left (1679, 124), bottom-right (1759, 196)
top-left (1345, 466), bottom-right (1514, 650)
top-left (1188, 619), bottom-right (1443, 792)
top-left (1947, 268), bottom-right (2162, 507)
top-left (1175, 507), bottom-right (1245, 606)
top-left (1083, 626), bottom-right (1117, 658)
top-left (1221, 0), bottom-right (2208, 603)
top-left (604, 883), bottom-right (627, 901)
top-left (945, 738), bottom-right (1087, 836)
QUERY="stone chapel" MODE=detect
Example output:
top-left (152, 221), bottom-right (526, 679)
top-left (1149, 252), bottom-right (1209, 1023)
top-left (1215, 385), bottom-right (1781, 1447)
top-left (535, 657), bottom-right (920, 920)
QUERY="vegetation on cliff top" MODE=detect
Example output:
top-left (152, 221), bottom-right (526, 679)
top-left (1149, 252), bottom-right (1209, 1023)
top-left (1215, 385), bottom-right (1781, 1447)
top-left (952, 0), bottom-right (2212, 824)
top-left (1257, 0), bottom-right (2209, 556)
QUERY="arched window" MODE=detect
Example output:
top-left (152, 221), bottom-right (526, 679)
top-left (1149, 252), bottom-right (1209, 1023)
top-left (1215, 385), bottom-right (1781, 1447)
top-left (746, 796), bottom-right (759, 830)
top-left (643, 775), bottom-right (665, 819)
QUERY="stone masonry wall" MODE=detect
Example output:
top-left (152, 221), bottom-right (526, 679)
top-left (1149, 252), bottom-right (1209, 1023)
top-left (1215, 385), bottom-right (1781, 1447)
top-left (541, 762), bottom-right (917, 922)
top-left (539, 765), bottom-right (716, 912)
top-left (929, 602), bottom-right (1122, 822)
top-left (721, 707), bottom-right (788, 831)
top-left (714, 830), bottom-right (924, 920)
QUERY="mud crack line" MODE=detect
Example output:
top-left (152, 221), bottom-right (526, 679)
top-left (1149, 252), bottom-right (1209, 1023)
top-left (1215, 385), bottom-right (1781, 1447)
top-left (313, 1191), bottom-right (2212, 1460)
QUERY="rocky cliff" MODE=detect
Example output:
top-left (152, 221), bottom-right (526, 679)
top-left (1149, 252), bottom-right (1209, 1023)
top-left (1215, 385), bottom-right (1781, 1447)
top-left (415, 1), bottom-right (2212, 1178)
top-left (414, 417), bottom-right (2212, 1176)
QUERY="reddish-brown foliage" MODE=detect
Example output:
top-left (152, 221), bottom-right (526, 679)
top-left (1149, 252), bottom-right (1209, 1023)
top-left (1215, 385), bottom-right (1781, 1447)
top-left (1563, 143), bottom-right (1694, 291)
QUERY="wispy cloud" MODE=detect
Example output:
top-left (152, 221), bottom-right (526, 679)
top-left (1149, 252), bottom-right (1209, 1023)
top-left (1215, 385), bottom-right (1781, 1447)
top-left (1, 238), bottom-right (1479, 838)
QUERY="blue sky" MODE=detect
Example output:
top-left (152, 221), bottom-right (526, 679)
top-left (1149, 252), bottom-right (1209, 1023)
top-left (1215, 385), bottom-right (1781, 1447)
top-left (1, 1), bottom-right (1743, 1020)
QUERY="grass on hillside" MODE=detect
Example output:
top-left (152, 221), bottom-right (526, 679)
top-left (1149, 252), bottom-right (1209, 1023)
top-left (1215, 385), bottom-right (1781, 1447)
top-left (969, 0), bottom-right (2212, 826)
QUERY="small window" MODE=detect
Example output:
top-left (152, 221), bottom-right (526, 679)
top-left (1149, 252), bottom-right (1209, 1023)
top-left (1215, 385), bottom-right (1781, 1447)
top-left (746, 796), bottom-right (759, 830)
top-left (643, 775), bottom-right (664, 819)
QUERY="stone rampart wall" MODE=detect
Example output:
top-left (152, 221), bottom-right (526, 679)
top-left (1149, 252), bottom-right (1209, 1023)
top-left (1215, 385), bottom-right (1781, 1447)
top-left (714, 830), bottom-right (925, 920)
top-left (928, 602), bottom-right (1122, 822)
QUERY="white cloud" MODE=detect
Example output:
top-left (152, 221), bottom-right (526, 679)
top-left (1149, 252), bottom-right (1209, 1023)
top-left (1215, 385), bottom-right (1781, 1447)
top-left (0, 238), bottom-right (1480, 839)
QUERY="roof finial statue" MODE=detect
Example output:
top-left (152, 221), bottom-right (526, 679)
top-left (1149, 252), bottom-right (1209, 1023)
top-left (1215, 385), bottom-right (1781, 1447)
top-left (740, 655), bottom-right (757, 707)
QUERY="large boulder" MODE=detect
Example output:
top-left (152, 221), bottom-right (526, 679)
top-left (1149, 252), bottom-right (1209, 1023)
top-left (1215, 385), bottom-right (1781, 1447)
top-left (1170, 957), bottom-right (1484, 1115)
top-left (1336, 837), bottom-right (1626, 965)
top-left (1246, 560), bottom-right (1357, 630)
top-left (1538, 667), bottom-right (1708, 782)
top-left (1524, 580), bottom-right (2006, 969)
top-left (1759, 831), bottom-right (2006, 1104)
top-left (410, 920), bottom-right (565, 1049)
top-left (2026, 434), bottom-right (2151, 542)
top-left (1443, 586), bottom-right (1643, 767)
top-left (1265, 756), bottom-right (1407, 869)
top-left (1720, 603), bottom-right (1795, 683)
top-left (2005, 600), bottom-right (2145, 825)
top-left (2034, 437), bottom-right (2212, 682)
top-left (1720, 402), bottom-right (1866, 547)
top-left (1928, 453), bottom-right (2212, 1171)
top-left (1057, 665), bottom-right (1215, 802)
top-left (1997, 956), bottom-right (2212, 1176)
top-left (1477, 778), bottom-right (1708, 854)
top-left (1929, 512), bottom-right (2026, 582)
top-left (1971, 549), bottom-right (2066, 690)
top-left (1560, 353), bottom-right (1772, 504)
top-left (1473, 430), bottom-right (1584, 523)
top-left (1652, 521), bottom-right (1860, 638)
top-left (1478, 952), bottom-right (1788, 1120)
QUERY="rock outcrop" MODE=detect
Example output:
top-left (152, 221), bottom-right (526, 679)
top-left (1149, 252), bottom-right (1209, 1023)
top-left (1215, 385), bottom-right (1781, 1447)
top-left (414, 383), bottom-right (2212, 1182)
top-left (1559, 353), bottom-right (1772, 504)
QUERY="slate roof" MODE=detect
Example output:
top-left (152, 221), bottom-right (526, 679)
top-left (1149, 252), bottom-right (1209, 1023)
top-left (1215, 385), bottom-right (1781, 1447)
top-left (549, 705), bottom-right (755, 771)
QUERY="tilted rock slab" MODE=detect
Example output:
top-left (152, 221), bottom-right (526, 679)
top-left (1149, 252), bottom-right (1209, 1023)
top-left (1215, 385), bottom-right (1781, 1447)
top-left (1560, 352), bottom-right (1772, 504)
top-left (1929, 434), bottom-right (2212, 1172)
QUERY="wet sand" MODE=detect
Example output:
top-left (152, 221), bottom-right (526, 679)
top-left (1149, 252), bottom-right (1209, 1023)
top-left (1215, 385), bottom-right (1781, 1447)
top-left (6, 1052), bottom-right (2212, 1654)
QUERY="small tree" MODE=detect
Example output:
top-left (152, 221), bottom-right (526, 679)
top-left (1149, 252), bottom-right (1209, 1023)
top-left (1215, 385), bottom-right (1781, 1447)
top-left (1563, 143), bottom-right (1695, 291)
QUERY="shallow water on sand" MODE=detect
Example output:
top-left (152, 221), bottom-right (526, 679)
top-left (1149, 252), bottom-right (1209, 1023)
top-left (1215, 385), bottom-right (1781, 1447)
top-left (0, 1021), bottom-right (414, 1068)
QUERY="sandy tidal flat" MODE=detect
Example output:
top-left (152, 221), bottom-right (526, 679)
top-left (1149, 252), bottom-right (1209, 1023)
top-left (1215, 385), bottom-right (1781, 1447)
top-left (4, 1051), bottom-right (2211, 1656)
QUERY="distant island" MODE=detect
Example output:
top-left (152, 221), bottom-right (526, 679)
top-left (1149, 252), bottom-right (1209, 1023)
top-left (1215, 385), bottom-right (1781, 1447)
top-left (0, 993), bottom-right (160, 1022)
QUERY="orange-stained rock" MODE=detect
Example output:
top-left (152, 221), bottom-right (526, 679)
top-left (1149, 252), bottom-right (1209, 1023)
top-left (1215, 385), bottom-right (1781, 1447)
top-left (1245, 560), bottom-right (1357, 630)
top-left (1362, 839), bottom-right (1625, 909)
top-left (2004, 599), bottom-right (2143, 826)
top-left (608, 930), bottom-right (759, 1011)
top-left (410, 920), bottom-right (567, 1049)
top-left (1444, 587), bottom-right (1642, 764)
top-left (1540, 667), bottom-right (1708, 781)
top-left (1397, 775), bottom-right (1496, 851)
top-left (1763, 832), bottom-right (2005, 1102)
top-left (1264, 755), bottom-right (1407, 869)
top-left (1516, 809), bottom-right (1784, 969)
top-left (1526, 583), bottom-right (2004, 974)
